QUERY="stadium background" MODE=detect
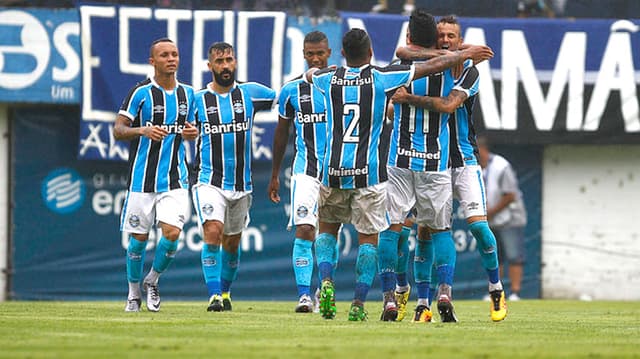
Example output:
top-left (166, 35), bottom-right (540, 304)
top-left (0, 2), bottom-right (638, 302)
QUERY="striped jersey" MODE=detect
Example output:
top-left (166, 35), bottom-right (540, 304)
top-left (193, 82), bottom-right (276, 192)
top-left (313, 64), bottom-right (414, 189)
top-left (388, 60), bottom-right (456, 172)
top-left (119, 78), bottom-right (195, 193)
top-left (278, 75), bottom-right (327, 180)
top-left (449, 63), bottom-right (481, 168)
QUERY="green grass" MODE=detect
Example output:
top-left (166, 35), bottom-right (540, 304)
top-left (1, 300), bottom-right (639, 358)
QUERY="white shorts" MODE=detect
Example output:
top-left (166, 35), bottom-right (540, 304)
top-left (319, 182), bottom-right (389, 235)
top-left (192, 183), bottom-right (252, 235)
top-left (452, 165), bottom-right (487, 219)
top-left (288, 174), bottom-right (321, 230)
top-left (120, 188), bottom-right (190, 234)
top-left (387, 166), bottom-right (452, 230)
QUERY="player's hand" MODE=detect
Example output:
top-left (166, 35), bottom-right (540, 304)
top-left (391, 86), bottom-right (410, 104)
top-left (141, 125), bottom-right (169, 141)
top-left (460, 44), bottom-right (494, 64)
top-left (268, 177), bottom-right (280, 203)
top-left (182, 122), bottom-right (198, 141)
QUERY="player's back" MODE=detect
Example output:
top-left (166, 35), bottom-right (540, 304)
top-left (449, 64), bottom-right (481, 168)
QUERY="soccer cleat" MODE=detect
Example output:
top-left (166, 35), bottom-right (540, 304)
top-left (295, 294), bottom-right (314, 313)
top-left (348, 302), bottom-right (368, 321)
top-left (125, 298), bottom-right (141, 312)
top-left (380, 291), bottom-right (398, 321)
top-left (222, 292), bottom-right (232, 311)
top-left (143, 281), bottom-right (161, 312)
top-left (411, 304), bottom-right (432, 323)
top-left (394, 285), bottom-right (411, 321)
top-left (319, 280), bottom-right (337, 319)
top-left (207, 294), bottom-right (224, 312)
top-left (508, 292), bottom-right (521, 301)
top-left (490, 290), bottom-right (508, 322)
top-left (436, 284), bottom-right (458, 323)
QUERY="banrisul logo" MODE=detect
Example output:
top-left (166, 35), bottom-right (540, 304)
top-left (41, 168), bottom-right (85, 214)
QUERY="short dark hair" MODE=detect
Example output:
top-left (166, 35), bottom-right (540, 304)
top-left (149, 37), bottom-right (174, 57)
top-left (208, 42), bottom-right (234, 57)
top-left (342, 28), bottom-right (370, 62)
top-left (408, 9), bottom-right (437, 48)
top-left (438, 14), bottom-right (461, 36)
top-left (304, 30), bottom-right (328, 44)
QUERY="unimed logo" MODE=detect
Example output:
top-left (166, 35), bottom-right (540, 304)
top-left (41, 168), bottom-right (85, 214)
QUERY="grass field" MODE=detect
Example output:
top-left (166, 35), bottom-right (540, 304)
top-left (1, 300), bottom-right (639, 358)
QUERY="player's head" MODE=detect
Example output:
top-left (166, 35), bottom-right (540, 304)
top-left (476, 135), bottom-right (490, 168)
top-left (208, 42), bottom-right (236, 87)
top-left (341, 28), bottom-right (372, 66)
top-left (407, 9), bottom-right (438, 49)
top-left (303, 31), bottom-right (331, 69)
top-left (438, 15), bottom-right (463, 51)
top-left (149, 38), bottom-right (179, 75)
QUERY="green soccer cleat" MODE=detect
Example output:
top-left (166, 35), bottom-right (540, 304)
top-left (348, 302), bottom-right (368, 321)
top-left (222, 292), bottom-right (232, 311)
top-left (207, 294), bottom-right (224, 312)
top-left (319, 280), bottom-right (337, 319)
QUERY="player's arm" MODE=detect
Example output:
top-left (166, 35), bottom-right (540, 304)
top-left (391, 87), bottom-right (468, 113)
top-left (268, 116), bottom-right (291, 204)
top-left (113, 114), bottom-right (168, 141)
top-left (411, 45), bottom-right (493, 80)
top-left (396, 46), bottom-right (450, 61)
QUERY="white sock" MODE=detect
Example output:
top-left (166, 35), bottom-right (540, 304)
top-left (144, 269), bottom-right (160, 285)
top-left (417, 298), bottom-right (429, 307)
top-left (488, 281), bottom-right (503, 292)
top-left (396, 284), bottom-right (410, 293)
top-left (128, 282), bottom-right (141, 300)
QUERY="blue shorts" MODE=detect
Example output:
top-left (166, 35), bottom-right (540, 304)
top-left (493, 226), bottom-right (525, 265)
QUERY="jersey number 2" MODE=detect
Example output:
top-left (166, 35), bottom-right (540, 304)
top-left (342, 104), bottom-right (360, 143)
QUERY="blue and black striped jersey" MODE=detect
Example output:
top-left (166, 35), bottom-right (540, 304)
top-left (119, 78), bottom-right (195, 193)
top-left (448, 63), bottom-right (481, 168)
top-left (389, 60), bottom-right (456, 172)
top-left (313, 64), bottom-right (414, 189)
top-left (193, 82), bottom-right (276, 192)
top-left (278, 75), bottom-right (327, 180)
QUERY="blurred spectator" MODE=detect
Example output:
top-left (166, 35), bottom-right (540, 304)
top-left (517, 0), bottom-right (555, 17)
top-left (478, 136), bottom-right (528, 301)
top-left (370, 0), bottom-right (414, 15)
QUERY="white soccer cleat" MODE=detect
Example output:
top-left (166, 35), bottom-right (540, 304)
top-left (295, 294), bottom-right (314, 313)
top-left (143, 281), bottom-right (161, 312)
top-left (125, 298), bottom-right (141, 312)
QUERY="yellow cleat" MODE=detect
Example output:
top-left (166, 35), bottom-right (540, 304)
top-left (489, 290), bottom-right (507, 322)
top-left (222, 292), bottom-right (232, 311)
top-left (394, 285), bottom-right (411, 321)
top-left (411, 304), bottom-right (432, 323)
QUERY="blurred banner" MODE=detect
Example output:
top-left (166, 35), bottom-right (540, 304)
top-left (11, 107), bottom-right (541, 301)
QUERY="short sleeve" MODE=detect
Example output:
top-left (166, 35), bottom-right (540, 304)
top-left (376, 64), bottom-right (414, 92)
top-left (118, 85), bottom-right (145, 121)
top-left (248, 82), bottom-right (276, 112)
top-left (453, 65), bottom-right (480, 98)
top-left (277, 83), bottom-right (294, 119)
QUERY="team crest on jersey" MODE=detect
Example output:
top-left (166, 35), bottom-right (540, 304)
top-left (206, 106), bottom-right (218, 115)
top-left (129, 214), bottom-right (140, 228)
top-left (296, 205), bottom-right (309, 218)
top-left (202, 203), bottom-right (214, 215)
top-left (178, 102), bottom-right (188, 116)
top-left (233, 101), bottom-right (244, 114)
top-left (153, 105), bottom-right (164, 114)
top-left (299, 94), bottom-right (312, 103)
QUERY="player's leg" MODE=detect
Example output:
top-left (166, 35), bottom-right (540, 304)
top-left (349, 182), bottom-right (388, 321)
top-left (395, 217), bottom-right (414, 321)
top-left (193, 184), bottom-right (227, 311)
top-left (120, 191), bottom-right (155, 312)
top-left (412, 226), bottom-right (434, 323)
top-left (218, 192), bottom-right (252, 311)
top-left (142, 189), bottom-right (190, 312)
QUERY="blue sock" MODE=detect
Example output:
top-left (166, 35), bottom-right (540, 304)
top-left (432, 231), bottom-right (455, 286)
top-left (201, 244), bottom-right (221, 297)
top-left (152, 236), bottom-right (178, 274)
top-left (395, 226), bottom-right (411, 286)
top-left (378, 230), bottom-right (399, 292)
top-left (354, 243), bottom-right (377, 302)
top-left (126, 236), bottom-right (147, 283)
top-left (315, 233), bottom-right (337, 281)
top-left (414, 239), bottom-right (434, 299)
top-left (416, 282), bottom-right (431, 303)
top-left (221, 247), bottom-right (240, 293)
top-left (293, 238), bottom-right (313, 297)
top-left (468, 221), bottom-right (500, 283)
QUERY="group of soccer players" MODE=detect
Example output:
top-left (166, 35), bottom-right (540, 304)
top-left (116, 7), bottom-right (507, 324)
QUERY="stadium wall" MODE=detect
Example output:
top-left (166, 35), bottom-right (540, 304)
top-left (0, 104), bottom-right (7, 302)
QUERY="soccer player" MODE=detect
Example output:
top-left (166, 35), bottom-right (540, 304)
top-left (384, 9), bottom-right (460, 323)
top-left (116, 38), bottom-right (198, 312)
top-left (394, 15), bottom-right (508, 322)
top-left (306, 28), bottom-right (493, 321)
top-left (268, 31), bottom-right (333, 313)
top-left (192, 42), bottom-right (276, 312)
